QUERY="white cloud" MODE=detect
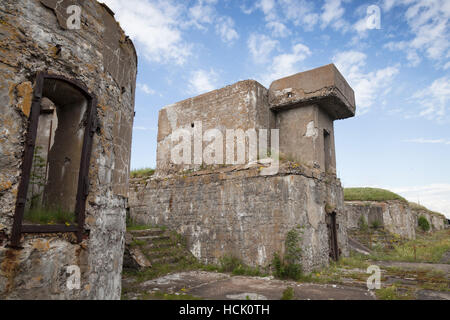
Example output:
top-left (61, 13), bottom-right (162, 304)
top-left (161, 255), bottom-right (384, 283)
top-left (278, 0), bottom-right (319, 31)
top-left (188, 0), bottom-right (239, 44)
top-left (188, 69), bottom-right (218, 95)
top-left (321, 0), bottom-right (349, 31)
top-left (260, 43), bottom-right (311, 86)
top-left (383, 0), bottom-right (450, 69)
top-left (353, 17), bottom-right (369, 36)
top-left (412, 76), bottom-right (450, 122)
top-left (382, 0), bottom-right (396, 12)
top-left (133, 126), bottom-right (157, 131)
top-left (248, 34), bottom-right (279, 64)
top-left (137, 83), bottom-right (156, 95)
top-left (102, 0), bottom-right (191, 65)
top-left (391, 184), bottom-right (450, 218)
top-left (258, 0), bottom-right (276, 18)
top-left (405, 138), bottom-right (450, 145)
top-left (189, 0), bottom-right (217, 29)
top-left (266, 21), bottom-right (291, 38)
top-left (215, 17), bottom-right (239, 44)
top-left (333, 50), bottom-right (399, 114)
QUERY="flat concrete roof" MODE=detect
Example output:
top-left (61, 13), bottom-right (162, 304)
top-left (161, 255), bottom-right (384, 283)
top-left (269, 64), bottom-right (356, 120)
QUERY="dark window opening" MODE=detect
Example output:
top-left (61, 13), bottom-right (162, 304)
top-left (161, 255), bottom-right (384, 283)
top-left (323, 129), bottom-right (331, 173)
top-left (10, 73), bottom-right (97, 247)
top-left (326, 211), bottom-right (339, 261)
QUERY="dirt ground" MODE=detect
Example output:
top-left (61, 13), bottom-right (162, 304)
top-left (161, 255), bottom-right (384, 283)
top-left (123, 271), bottom-right (376, 300)
top-left (122, 258), bottom-right (450, 300)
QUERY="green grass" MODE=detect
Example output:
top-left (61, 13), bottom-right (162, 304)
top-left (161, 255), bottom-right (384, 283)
top-left (126, 223), bottom-right (155, 231)
top-left (375, 285), bottom-right (412, 300)
top-left (409, 202), bottom-right (445, 218)
top-left (281, 287), bottom-right (294, 300)
top-left (218, 255), bottom-right (266, 276)
top-left (126, 218), bottom-right (164, 231)
top-left (130, 168), bottom-right (155, 179)
top-left (344, 188), bottom-right (407, 202)
top-left (369, 229), bottom-right (450, 263)
top-left (23, 207), bottom-right (76, 225)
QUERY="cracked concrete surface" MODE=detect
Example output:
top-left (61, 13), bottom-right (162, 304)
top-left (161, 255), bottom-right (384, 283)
top-left (124, 271), bottom-right (376, 300)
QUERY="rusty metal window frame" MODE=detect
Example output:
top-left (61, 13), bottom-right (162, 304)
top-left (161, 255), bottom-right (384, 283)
top-left (10, 73), bottom-right (97, 247)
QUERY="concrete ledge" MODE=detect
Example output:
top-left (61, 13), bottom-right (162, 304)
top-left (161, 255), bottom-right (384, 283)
top-left (268, 64), bottom-right (356, 120)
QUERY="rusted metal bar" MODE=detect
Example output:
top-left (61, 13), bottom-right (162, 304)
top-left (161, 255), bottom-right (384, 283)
top-left (75, 95), bottom-right (97, 243)
top-left (21, 224), bottom-right (78, 233)
top-left (10, 73), bottom-right (45, 248)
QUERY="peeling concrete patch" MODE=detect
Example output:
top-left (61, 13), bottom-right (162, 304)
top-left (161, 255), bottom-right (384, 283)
top-left (16, 82), bottom-right (33, 118)
top-left (305, 121), bottom-right (318, 138)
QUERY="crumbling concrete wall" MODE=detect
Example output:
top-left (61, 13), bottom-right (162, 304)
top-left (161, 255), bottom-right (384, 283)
top-left (129, 163), bottom-right (348, 273)
top-left (412, 209), bottom-right (446, 232)
top-left (345, 201), bottom-right (447, 238)
top-left (0, 0), bottom-right (137, 299)
top-left (345, 201), bottom-right (416, 239)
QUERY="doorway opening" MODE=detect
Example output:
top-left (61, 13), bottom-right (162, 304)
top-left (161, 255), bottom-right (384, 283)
top-left (326, 211), bottom-right (339, 261)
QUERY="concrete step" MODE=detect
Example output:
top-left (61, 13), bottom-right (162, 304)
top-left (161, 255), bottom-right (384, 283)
top-left (134, 235), bottom-right (171, 242)
top-left (151, 254), bottom-right (183, 265)
top-left (145, 248), bottom-right (184, 260)
top-left (142, 241), bottom-right (173, 250)
top-left (129, 228), bottom-right (166, 237)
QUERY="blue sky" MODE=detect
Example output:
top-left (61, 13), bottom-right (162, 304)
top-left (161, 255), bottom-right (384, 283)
top-left (102, 0), bottom-right (450, 217)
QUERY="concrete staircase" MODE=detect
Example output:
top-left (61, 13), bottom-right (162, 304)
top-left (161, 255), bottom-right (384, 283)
top-left (123, 227), bottom-right (195, 269)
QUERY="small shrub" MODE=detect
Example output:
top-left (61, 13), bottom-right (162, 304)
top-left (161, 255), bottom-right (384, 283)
top-left (371, 220), bottom-right (382, 229)
top-left (219, 255), bottom-right (263, 276)
top-left (418, 216), bottom-right (430, 232)
top-left (281, 287), bottom-right (294, 300)
top-left (219, 255), bottom-right (242, 273)
top-left (272, 227), bottom-right (303, 280)
top-left (358, 215), bottom-right (368, 232)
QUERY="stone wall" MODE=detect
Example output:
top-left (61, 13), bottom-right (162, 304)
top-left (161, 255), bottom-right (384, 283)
top-left (0, 0), bottom-right (137, 299)
top-left (345, 201), bottom-right (447, 238)
top-left (345, 201), bottom-right (416, 239)
top-left (411, 209), bottom-right (446, 232)
top-left (129, 163), bottom-right (348, 273)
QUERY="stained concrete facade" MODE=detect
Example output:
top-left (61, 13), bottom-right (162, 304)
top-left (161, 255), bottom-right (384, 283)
top-left (0, 0), bottom-right (137, 299)
top-left (130, 163), bottom-right (349, 272)
top-left (157, 80), bottom-right (274, 174)
top-left (129, 64), bottom-right (356, 272)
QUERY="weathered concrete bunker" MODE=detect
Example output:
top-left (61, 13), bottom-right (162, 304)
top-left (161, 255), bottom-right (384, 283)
top-left (0, 0), bottom-right (137, 299)
top-left (129, 64), bottom-right (356, 272)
